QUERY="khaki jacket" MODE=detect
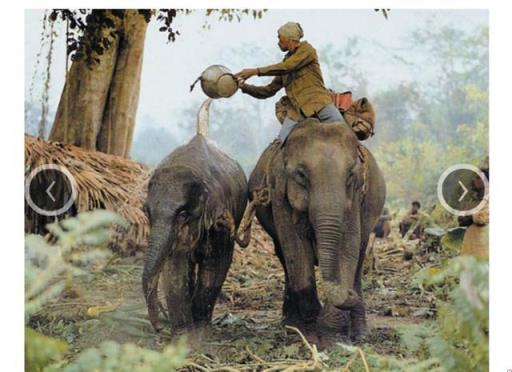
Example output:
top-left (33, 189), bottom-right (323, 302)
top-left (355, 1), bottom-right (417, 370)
top-left (241, 41), bottom-right (332, 120)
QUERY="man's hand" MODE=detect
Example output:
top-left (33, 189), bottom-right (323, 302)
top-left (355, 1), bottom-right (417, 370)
top-left (235, 68), bottom-right (258, 80)
top-left (236, 77), bottom-right (246, 88)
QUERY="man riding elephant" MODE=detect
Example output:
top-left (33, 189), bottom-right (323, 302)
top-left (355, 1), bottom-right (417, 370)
top-left (235, 21), bottom-right (344, 142)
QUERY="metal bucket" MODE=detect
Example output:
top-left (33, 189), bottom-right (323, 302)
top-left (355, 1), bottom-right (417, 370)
top-left (190, 65), bottom-right (238, 99)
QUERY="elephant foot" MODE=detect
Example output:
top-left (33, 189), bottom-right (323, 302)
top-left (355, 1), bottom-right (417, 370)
top-left (316, 303), bottom-right (350, 336)
top-left (315, 329), bottom-right (349, 350)
top-left (323, 281), bottom-right (360, 310)
top-left (350, 303), bottom-right (368, 343)
top-left (350, 323), bottom-right (369, 344)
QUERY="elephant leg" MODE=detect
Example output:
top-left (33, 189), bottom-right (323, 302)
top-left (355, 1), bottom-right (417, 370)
top-left (284, 248), bottom-right (320, 326)
top-left (273, 237), bottom-right (301, 325)
top-left (256, 206), bottom-right (302, 323)
top-left (271, 202), bottom-right (321, 326)
top-left (350, 236), bottom-right (370, 341)
top-left (161, 253), bottom-right (195, 332)
top-left (192, 231), bottom-right (234, 326)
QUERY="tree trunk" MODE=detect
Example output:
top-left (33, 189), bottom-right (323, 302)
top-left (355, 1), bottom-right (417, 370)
top-left (97, 10), bottom-right (148, 157)
top-left (49, 10), bottom-right (148, 158)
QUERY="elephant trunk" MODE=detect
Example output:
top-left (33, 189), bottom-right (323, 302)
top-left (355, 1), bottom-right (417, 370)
top-left (313, 198), bottom-right (360, 309)
top-left (142, 221), bottom-right (174, 331)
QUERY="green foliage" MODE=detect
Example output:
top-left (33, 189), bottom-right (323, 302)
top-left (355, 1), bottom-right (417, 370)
top-left (25, 327), bottom-right (68, 372)
top-left (25, 211), bottom-right (188, 371)
top-left (325, 342), bottom-right (441, 371)
top-left (49, 9), bottom-right (267, 62)
top-left (25, 210), bottom-right (125, 321)
top-left (372, 117), bottom-right (488, 204)
top-left (411, 256), bottom-right (489, 371)
top-left (46, 340), bottom-right (188, 372)
top-left (325, 257), bottom-right (488, 371)
top-left (367, 22), bottom-right (488, 205)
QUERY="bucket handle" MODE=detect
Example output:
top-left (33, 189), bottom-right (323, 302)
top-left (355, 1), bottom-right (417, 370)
top-left (189, 76), bottom-right (201, 92)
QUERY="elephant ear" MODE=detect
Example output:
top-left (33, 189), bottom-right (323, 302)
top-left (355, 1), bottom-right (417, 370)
top-left (271, 150), bottom-right (315, 275)
top-left (185, 181), bottom-right (207, 218)
top-left (175, 181), bottom-right (208, 249)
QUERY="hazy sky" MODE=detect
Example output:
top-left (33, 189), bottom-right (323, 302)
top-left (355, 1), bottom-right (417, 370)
top-left (25, 9), bottom-right (487, 138)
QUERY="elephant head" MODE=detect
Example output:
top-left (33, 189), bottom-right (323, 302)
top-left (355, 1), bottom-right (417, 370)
top-left (280, 119), bottom-right (366, 309)
top-left (141, 169), bottom-right (207, 330)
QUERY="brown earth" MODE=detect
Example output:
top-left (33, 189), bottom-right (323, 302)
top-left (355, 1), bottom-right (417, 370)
top-left (32, 221), bottom-right (438, 370)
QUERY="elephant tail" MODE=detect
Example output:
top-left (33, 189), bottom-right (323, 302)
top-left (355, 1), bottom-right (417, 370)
top-left (236, 187), bottom-right (271, 248)
top-left (196, 98), bottom-right (213, 137)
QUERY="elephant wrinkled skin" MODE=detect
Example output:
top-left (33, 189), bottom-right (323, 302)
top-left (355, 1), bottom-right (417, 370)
top-left (142, 100), bottom-right (248, 332)
top-left (245, 118), bottom-right (385, 342)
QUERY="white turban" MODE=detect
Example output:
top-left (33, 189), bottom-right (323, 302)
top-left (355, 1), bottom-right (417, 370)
top-left (278, 22), bottom-right (304, 41)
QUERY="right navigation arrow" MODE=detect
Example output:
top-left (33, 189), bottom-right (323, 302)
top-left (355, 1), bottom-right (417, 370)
top-left (458, 180), bottom-right (468, 202)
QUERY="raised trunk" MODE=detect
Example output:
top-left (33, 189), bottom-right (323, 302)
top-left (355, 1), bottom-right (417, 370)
top-left (96, 10), bottom-right (148, 157)
top-left (142, 223), bottom-right (174, 331)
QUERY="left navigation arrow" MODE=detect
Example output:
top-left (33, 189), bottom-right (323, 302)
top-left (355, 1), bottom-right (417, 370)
top-left (46, 180), bottom-right (56, 202)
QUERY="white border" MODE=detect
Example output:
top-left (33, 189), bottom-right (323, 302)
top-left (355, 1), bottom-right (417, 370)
top-left (3, 2), bottom-right (511, 370)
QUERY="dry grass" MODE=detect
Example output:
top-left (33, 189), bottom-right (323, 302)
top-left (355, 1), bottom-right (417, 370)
top-left (31, 220), bottom-right (440, 371)
top-left (25, 134), bottom-right (151, 254)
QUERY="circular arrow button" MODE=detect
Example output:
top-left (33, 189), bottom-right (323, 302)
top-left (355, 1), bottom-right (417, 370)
top-left (25, 164), bottom-right (78, 217)
top-left (437, 164), bottom-right (489, 216)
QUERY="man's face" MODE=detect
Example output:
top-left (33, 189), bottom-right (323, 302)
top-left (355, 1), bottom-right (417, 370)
top-left (412, 204), bottom-right (419, 213)
top-left (278, 35), bottom-right (288, 52)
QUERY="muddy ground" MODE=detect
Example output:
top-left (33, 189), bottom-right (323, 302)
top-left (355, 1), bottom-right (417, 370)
top-left (31, 221), bottom-right (441, 370)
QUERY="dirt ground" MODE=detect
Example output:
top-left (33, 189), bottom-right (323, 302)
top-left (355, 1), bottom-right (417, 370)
top-left (31, 221), bottom-right (439, 370)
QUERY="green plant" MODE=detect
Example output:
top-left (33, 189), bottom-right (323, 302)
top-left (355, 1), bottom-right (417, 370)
top-left (46, 340), bottom-right (187, 372)
top-left (25, 210), bottom-right (188, 371)
top-left (323, 256), bottom-right (488, 371)
top-left (25, 210), bottom-right (125, 321)
top-left (409, 256), bottom-right (489, 371)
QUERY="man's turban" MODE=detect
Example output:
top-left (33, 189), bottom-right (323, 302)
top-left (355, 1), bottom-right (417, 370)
top-left (278, 22), bottom-right (304, 41)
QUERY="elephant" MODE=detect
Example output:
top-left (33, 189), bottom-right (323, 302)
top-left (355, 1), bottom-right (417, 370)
top-left (142, 99), bottom-right (248, 332)
top-left (238, 118), bottom-right (385, 343)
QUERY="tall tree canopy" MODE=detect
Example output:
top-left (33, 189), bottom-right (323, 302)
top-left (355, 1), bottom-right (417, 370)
top-left (46, 9), bottom-right (265, 157)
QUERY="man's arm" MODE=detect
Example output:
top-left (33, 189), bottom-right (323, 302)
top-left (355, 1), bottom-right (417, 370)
top-left (240, 76), bottom-right (283, 99)
top-left (258, 43), bottom-right (315, 76)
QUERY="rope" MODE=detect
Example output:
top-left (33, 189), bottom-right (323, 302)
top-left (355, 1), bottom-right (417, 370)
top-left (358, 144), bottom-right (370, 197)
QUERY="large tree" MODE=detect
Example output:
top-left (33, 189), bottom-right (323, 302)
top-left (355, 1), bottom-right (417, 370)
top-left (46, 9), bottom-right (265, 157)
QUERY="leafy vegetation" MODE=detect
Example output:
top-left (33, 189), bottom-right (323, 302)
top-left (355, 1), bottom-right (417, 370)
top-left (47, 9), bottom-right (266, 63)
top-left (25, 211), bottom-right (187, 371)
top-left (25, 212), bottom-right (489, 371)
top-left (408, 256), bottom-right (489, 371)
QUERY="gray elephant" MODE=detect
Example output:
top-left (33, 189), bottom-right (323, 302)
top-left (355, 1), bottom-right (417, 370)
top-left (238, 118), bottom-right (385, 343)
top-left (142, 99), bottom-right (248, 332)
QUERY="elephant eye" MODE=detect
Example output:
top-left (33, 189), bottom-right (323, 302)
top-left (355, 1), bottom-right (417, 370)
top-left (346, 172), bottom-right (355, 187)
top-left (176, 210), bottom-right (189, 223)
top-left (293, 168), bottom-right (308, 187)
